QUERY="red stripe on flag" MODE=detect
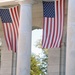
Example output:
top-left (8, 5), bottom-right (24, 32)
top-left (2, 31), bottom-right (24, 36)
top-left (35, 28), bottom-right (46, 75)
top-left (9, 6), bottom-right (19, 52)
top-left (14, 7), bottom-right (19, 27)
top-left (43, 18), bottom-right (48, 48)
top-left (3, 23), bottom-right (11, 50)
top-left (42, 0), bottom-right (64, 48)
top-left (2, 6), bottom-right (19, 52)
top-left (46, 18), bottom-right (52, 48)
top-left (10, 8), bottom-right (18, 37)
top-left (50, 18), bottom-right (55, 48)
top-left (6, 23), bottom-right (12, 48)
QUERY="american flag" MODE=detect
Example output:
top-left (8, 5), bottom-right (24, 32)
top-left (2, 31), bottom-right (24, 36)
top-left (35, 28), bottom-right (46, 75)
top-left (42, 0), bottom-right (64, 48)
top-left (0, 6), bottom-right (19, 52)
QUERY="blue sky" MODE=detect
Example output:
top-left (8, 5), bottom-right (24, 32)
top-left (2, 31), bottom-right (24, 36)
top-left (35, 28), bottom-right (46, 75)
top-left (31, 29), bottom-right (43, 56)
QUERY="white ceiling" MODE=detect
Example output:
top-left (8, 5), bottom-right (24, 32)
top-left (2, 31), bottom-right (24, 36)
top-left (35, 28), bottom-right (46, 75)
top-left (0, 0), bottom-right (14, 2)
top-left (0, 0), bottom-right (55, 6)
top-left (0, 0), bottom-right (18, 6)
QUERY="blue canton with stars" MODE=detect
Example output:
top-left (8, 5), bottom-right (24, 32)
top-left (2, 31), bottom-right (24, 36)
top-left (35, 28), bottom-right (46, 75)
top-left (0, 9), bottom-right (12, 23)
top-left (43, 1), bottom-right (55, 18)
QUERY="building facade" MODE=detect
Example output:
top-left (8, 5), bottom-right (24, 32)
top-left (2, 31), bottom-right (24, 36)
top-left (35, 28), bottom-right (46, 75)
top-left (0, 0), bottom-right (73, 75)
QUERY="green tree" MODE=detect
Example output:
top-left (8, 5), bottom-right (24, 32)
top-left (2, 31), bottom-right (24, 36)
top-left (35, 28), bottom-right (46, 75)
top-left (30, 55), bottom-right (42, 75)
top-left (36, 39), bottom-right (48, 75)
top-left (39, 50), bottom-right (48, 75)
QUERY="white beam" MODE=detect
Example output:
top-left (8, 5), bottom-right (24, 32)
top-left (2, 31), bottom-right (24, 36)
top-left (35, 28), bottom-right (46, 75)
top-left (0, 1), bottom-right (18, 6)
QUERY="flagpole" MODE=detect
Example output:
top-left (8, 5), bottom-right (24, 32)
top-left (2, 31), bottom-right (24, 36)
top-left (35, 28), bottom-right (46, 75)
top-left (59, 47), bottom-right (62, 75)
top-left (11, 51), bottom-right (14, 75)
top-left (59, 0), bottom-right (66, 74)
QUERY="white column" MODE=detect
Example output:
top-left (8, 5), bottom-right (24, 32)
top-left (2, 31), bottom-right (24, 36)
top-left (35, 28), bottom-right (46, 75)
top-left (16, 1), bottom-right (32, 75)
top-left (66, 0), bottom-right (75, 75)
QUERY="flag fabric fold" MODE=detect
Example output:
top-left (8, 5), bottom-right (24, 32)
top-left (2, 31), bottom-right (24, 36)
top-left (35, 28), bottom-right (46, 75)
top-left (0, 6), bottom-right (19, 52)
top-left (42, 0), bottom-right (65, 49)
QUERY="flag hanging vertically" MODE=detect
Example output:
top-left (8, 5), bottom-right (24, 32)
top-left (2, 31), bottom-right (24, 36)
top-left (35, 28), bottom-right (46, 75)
top-left (42, 0), bottom-right (64, 48)
top-left (0, 6), bottom-right (19, 52)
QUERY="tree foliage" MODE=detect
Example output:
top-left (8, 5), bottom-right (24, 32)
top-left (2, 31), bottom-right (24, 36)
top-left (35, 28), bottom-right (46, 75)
top-left (30, 55), bottom-right (42, 75)
top-left (30, 39), bottom-right (48, 75)
top-left (35, 39), bottom-right (48, 75)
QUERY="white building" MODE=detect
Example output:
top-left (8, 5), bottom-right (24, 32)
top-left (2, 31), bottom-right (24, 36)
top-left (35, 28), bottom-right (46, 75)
top-left (0, 0), bottom-right (75, 75)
